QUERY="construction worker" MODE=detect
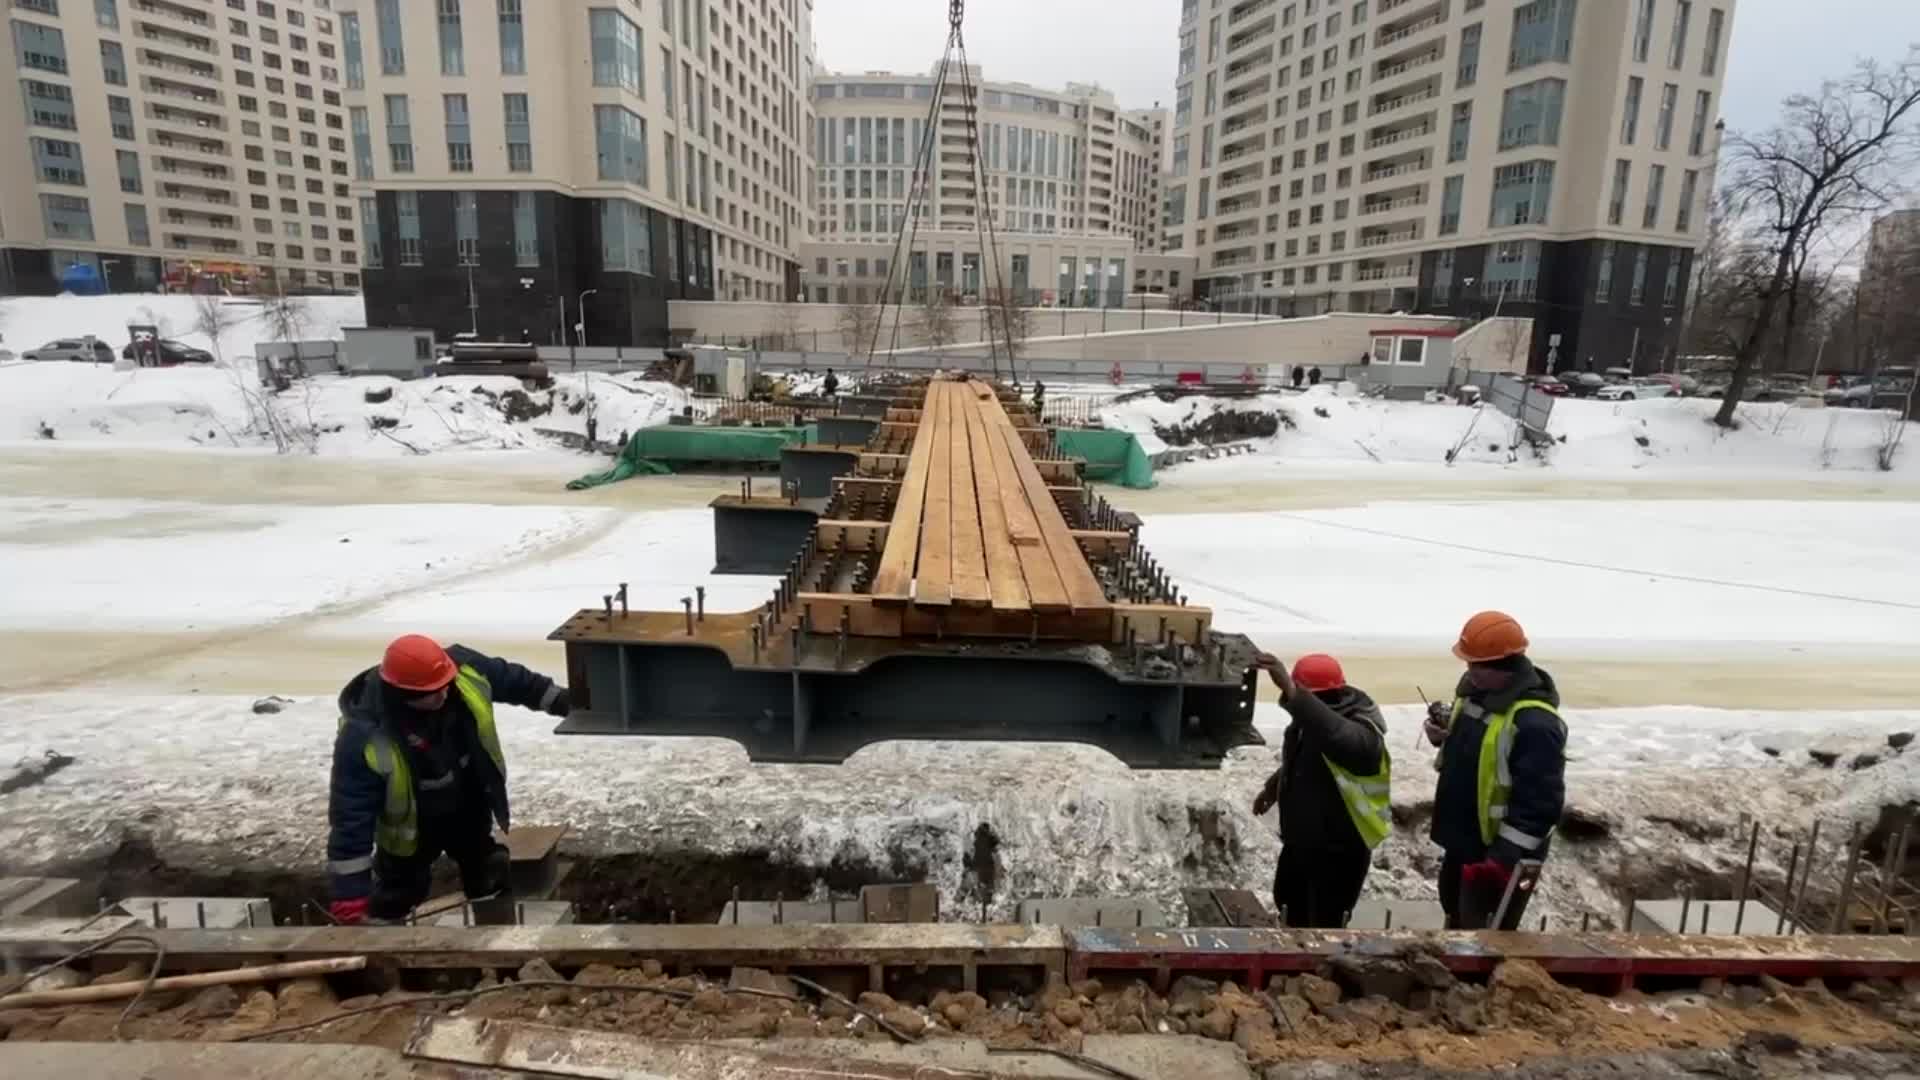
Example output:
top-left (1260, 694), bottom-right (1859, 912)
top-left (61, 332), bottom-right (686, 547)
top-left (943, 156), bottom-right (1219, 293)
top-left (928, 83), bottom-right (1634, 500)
top-left (822, 368), bottom-right (840, 398)
top-left (1251, 653), bottom-right (1391, 928)
top-left (327, 635), bottom-right (572, 925)
top-left (1423, 611), bottom-right (1567, 930)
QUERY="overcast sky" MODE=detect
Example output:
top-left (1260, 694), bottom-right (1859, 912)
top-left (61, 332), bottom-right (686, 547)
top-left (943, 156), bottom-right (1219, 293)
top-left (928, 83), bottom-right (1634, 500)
top-left (811, 0), bottom-right (1917, 135)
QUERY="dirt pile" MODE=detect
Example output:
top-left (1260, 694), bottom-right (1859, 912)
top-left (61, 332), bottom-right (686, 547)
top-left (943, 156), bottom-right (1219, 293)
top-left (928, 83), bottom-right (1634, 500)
top-left (3, 952), bottom-right (1915, 1073)
top-left (1153, 407), bottom-right (1291, 447)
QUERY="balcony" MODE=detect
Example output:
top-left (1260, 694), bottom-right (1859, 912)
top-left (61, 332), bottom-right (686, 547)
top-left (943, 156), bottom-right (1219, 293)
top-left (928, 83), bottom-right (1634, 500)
top-left (1224, 46), bottom-right (1274, 84)
top-left (1228, 0), bottom-right (1276, 25)
top-left (1369, 79), bottom-right (1441, 116)
top-left (157, 181), bottom-right (235, 207)
top-left (164, 233), bottom-right (242, 255)
top-left (1357, 225), bottom-right (1420, 247)
top-left (1216, 191), bottom-right (1260, 215)
top-left (136, 20), bottom-right (216, 54)
top-left (1221, 134), bottom-right (1266, 161)
top-left (152, 156), bottom-right (230, 182)
top-left (1360, 193), bottom-right (1425, 216)
top-left (148, 102), bottom-right (225, 131)
top-left (1211, 250), bottom-right (1256, 269)
top-left (1376, 4), bottom-right (1445, 49)
top-left (1373, 47), bottom-right (1443, 86)
top-left (138, 49), bottom-right (221, 83)
top-left (1364, 150), bottom-right (1430, 183)
top-left (149, 131), bottom-right (227, 159)
top-left (1366, 118), bottom-right (1433, 149)
top-left (142, 75), bottom-right (222, 107)
top-left (1354, 259), bottom-right (1417, 282)
top-left (135, 0), bottom-right (211, 28)
top-left (1227, 15), bottom-right (1276, 55)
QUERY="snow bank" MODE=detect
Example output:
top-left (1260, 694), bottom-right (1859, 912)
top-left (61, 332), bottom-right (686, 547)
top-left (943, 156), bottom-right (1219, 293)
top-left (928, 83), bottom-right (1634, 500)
top-left (0, 292), bottom-right (365, 364)
top-left (1098, 387), bottom-right (1920, 478)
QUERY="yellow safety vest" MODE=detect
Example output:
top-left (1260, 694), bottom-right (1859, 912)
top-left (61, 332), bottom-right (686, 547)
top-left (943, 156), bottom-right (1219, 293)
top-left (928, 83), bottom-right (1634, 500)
top-left (1452, 696), bottom-right (1562, 851)
top-left (1323, 749), bottom-right (1392, 849)
top-left (348, 666), bottom-right (505, 858)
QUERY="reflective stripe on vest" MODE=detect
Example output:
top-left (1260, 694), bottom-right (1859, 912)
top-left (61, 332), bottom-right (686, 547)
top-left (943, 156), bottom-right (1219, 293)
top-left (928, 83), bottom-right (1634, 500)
top-left (453, 665), bottom-right (506, 783)
top-left (1469, 697), bottom-right (1562, 849)
top-left (344, 666), bottom-right (504, 861)
top-left (1323, 750), bottom-right (1393, 849)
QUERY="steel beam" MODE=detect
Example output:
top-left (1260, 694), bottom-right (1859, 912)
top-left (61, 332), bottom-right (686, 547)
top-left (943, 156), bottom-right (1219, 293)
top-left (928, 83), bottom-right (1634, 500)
top-left (778, 446), bottom-right (862, 499)
top-left (709, 496), bottom-right (821, 574)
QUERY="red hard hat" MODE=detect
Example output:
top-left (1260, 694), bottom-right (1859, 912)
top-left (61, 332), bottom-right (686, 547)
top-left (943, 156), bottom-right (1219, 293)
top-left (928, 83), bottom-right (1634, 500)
top-left (1453, 611), bottom-right (1529, 663)
top-left (1291, 653), bottom-right (1346, 693)
top-left (380, 634), bottom-right (456, 692)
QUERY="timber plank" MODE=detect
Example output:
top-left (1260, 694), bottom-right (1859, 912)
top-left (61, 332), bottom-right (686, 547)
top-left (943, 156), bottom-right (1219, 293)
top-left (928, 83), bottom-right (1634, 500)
top-left (985, 414), bottom-right (1070, 611)
top-left (915, 383), bottom-right (955, 607)
top-left (980, 393), bottom-right (1109, 613)
top-left (967, 394), bottom-right (1031, 613)
top-left (869, 385), bottom-right (939, 602)
top-left (948, 384), bottom-right (991, 606)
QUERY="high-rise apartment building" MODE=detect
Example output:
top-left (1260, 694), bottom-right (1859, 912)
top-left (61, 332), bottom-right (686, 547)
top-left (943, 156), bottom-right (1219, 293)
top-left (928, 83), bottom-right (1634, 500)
top-left (1168, 0), bottom-right (1735, 369)
top-left (800, 68), bottom-right (1161, 307)
top-left (1, 0), bottom-right (360, 295)
top-left (335, 0), bottom-right (812, 345)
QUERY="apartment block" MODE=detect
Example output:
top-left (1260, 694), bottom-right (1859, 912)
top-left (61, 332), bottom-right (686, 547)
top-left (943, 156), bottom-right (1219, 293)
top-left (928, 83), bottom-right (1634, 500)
top-left (1, 0), bottom-right (361, 295)
top-left (800, 68), bottom-right (1163, 307)
top-left (1168, 0), bottom-right (1735, 370)
top-left (336, 0), bottom-right (812, 346)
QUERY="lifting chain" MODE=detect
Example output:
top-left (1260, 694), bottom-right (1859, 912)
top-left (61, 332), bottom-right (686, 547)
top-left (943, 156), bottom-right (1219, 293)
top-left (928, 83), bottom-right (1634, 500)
top-left (948, 0), bottom-right (963, 31)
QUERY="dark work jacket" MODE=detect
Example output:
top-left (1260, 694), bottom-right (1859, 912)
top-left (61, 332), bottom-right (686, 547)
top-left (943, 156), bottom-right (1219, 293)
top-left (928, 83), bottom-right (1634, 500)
top-left (1428, 658), bottom-right (1567, 865)
top-left (327, 646), bottom-right (559, 900)
top-left (1257, 686), bottom-right (1388, 854)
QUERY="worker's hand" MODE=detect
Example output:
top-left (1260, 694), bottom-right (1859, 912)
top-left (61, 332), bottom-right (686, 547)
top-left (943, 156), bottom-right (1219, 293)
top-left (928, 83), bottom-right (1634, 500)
top-left (546, 688), bottom-right (572, 718)
top-left (1252, 652), bottom-right (1293, 700)
top-left (1423, 701), bottom-right (1450, 747)
top-left (328, 898), bottom-right (369, 926)
top-left (1460, 858), bottom-right (1513, 893)
top-left (1252, 791), bottom-right (1275, 817)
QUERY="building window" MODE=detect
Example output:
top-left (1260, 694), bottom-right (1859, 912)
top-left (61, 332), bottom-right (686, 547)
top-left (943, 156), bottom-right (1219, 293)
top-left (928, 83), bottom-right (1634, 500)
top-left (437, 0), bottom-right (463, 76)
top-left (1655, 83), bottom-right (1678, 150)
top-left (20, 79), bottom-right (77, 130)
top-left (455, 192), bottom-right (478, 265)
top-left (598, 199), bottom-right (652, 273)
top-left (95, 0), bottom-right (117, 29)
top-left (512, 191), bottom-right (537, 266)
top-left (1621, 77), bottom-right (1643, 145)
top-left (115, 149), bottom-right (141, 193)
top-left (1676, 169), bottom-right (1699, 232)
top-left (1643, 163), bottom-right (1666, 228)
top-left (1508, 0), bottom-right (1576, 71)
top-left (1632, 0), bottom-right (1655, 62)
top-left (1489, 160), bottom-right (1554, 227)
top-left (350, 106), bottom-right (373, 178)
top-left (1629, 247), bottom-right (1648, 305)
top-left (1702, 7), bottom-right (1725, 76)
top-left (1608, 159), bottom-right (1630, 226)
top-left (41, 194), bottom-right (93, 241)
top-left (124, 203), bottom-right (150, 247)
top-left (1689, 91), bottom-right (1712, 155)
top-left (99, 40), bottom-right (125, 85)
top-left (361, 196), bottom-right (382, 267)
top-left (30, 136), bottom-right (84, 186)
top-left (375, 0), bottom-right (405, 75)
top-left (1498, 78), bottom-right (1566, 149)
top-left (1594, 240), bottom-right (1614, 301)
top-left (593, 104), bottom-right (647, 185)
top-left (1438, 175), bottom-right (1464, 235)
top-left (1663, 260), bottom-right (1681, 306)
top-left (1668, 0), bottom-right (1693, 69)
top-left (395, 191), bottom-right (422, 265)
top-left (107, 94), bottom-right (133, 139)
top-left (498, 0), bottom-right (525, 74)
top-left (12, 21), bottom-right (68, 74)
top-left (1447, 102), bottom-right (1472, 163)
top-left (503, 92), bottom-right (531, 172)
top-left (384, 94), bottom-right (413, 173)
top-left (1457, 23), bottom-right (1481, 87)
top-left (444, 93), bottom-right (471, 172)
top-left (590, 7), bottom-right (642, 94)
top-left (341, 12), bottom-right (363, 87)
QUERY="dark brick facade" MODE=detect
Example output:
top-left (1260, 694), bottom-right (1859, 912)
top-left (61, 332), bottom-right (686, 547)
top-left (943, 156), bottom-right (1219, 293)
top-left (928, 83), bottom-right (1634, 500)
top-left (2, 248), bottom-right (165, 297)
top-left (358, 190), bottom-right (718, 348)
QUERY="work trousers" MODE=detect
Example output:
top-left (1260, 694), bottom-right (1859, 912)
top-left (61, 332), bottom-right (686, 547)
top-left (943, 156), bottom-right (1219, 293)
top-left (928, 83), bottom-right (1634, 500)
top-left (1272, 843), bottom-right (1371, 928)
top-left (1438, 853), bottom-right (1537, 931)
top-left (368, 813), bottom-right (510, 923)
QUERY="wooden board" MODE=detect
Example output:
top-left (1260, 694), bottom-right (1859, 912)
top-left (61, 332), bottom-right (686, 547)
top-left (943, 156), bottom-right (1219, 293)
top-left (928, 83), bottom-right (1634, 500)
top-left (966, 398), bottom-right (1031, 613)
top-left (868, 386), bottom-right (940, 603)
top-left (947, 384), bottom-right (991, 607)
top-left (915, 382), bottom-right (955, 607)
top-left (978, 392), bottom-right (1108, 612)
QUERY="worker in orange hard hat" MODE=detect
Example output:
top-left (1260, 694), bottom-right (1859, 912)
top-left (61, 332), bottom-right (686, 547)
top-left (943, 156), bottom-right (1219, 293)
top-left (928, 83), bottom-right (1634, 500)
top-left (326, 635), bottom-right (571, 925)
top-left (1251, 652), bottom-right (1391, 928)
top-left (1423, 611), bottom-right (1567, 931)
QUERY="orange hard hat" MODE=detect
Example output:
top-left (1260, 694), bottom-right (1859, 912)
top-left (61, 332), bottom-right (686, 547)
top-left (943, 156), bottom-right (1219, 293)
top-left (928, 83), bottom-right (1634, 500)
top-left (1452, 611), bottom-right (1529, 663)
top-left (380, 634), bottom-right (456, 692)
top-left (1291, 653), bottom-right (1346, 693)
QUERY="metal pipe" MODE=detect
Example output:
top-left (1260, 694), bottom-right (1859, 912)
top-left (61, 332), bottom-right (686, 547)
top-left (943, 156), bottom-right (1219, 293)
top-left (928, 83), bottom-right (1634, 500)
top-left (196, 901), bottom-right (206, 929)
top-left (1678, 891), bottom-right (1691, 935)
top-left (1734, 820), bottom-right (1760, 934)
top-left (618, 583), bottom-right (629, 616)
top-left (681, 597), bottom-right (694, 635)
top-left (732, 886), bottom-right (740, 925)
top-left (603, 594), bottom-right (614, 622)
top-left (1699, 902), bottom-right (1711, 934)
top-left (696, 586), bottom-right (706, 622)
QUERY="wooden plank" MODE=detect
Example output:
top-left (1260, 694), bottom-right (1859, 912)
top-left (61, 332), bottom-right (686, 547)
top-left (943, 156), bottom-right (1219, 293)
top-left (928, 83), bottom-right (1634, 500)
top-left (816, 520), bottom-right (889, 551)
top-left (915, 383), bottom-right (955, 607)
top-left (947, 384), bottom-right (991, 607)
top-left (858, 452), bottom-right (909, 477)
top-left (1069, 529), bottom-right (1135, 558)
top-left (979, 392), bottom-right (1108, 612)
top-left (868, 385), bottom-right (940, 603)
top-left (982, 407), bottom-right (1069, 611)
top-left (966, 395), bottom-right (1031, 613)
top-left (795, 593), bottom-right (1112, 640)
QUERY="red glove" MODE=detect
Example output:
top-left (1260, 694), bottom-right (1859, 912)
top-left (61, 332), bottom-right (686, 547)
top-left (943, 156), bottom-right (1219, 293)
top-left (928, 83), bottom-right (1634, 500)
top-left (1460, 858), bottom-right (1513, 892)
top-left (328, 898), bottom-right (369, 925)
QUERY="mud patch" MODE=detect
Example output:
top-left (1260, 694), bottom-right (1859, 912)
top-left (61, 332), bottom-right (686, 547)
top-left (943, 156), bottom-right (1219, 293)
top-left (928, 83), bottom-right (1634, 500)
top-left (1153, 408), bottom-right (1289, 447)
top-left (559, 848), bottom-right (930, 924)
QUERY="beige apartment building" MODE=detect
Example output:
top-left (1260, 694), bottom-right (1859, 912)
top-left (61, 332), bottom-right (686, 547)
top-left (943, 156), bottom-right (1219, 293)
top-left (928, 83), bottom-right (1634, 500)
top-left (335, 0), bottom-right (812, 346)
top-left (1168, 0), bottom-right (1734, 371)
top-left (800, 68), bottom-right (1168, 308)
top-left (2, 0), bottom-right (360, 295)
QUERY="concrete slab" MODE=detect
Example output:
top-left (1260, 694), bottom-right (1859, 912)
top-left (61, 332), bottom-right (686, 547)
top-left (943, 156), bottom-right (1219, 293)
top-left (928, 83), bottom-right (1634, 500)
top-left (1347, 900), bottom-right (1449, 931)
top-left (863, 883), bottom-right (939, 923)
top-left (1017, 898), bottom-right (1167, 928)
top-left (1632, 898), bottom-right (1786, 935)
top-left (0, 1042), bottom-right (442, 1080)
top-left (120, 896), bottom-right (272, 930)
top-left (0, 878), bottom-right (88, 920)
top-left (715, 899), bottom-right (863, 925)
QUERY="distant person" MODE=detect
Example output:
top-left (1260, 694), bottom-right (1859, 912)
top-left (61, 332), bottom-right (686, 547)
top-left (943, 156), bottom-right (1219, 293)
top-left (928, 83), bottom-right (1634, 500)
top-left (1308, 366), bottom-right (1323, 386)
top-left (1291, 365), bottom-right (1306, 389)
top-left (1251, 653), bottom-right (1390, 928)
top-left (1032, 380), bottom-right (1047, 417)
top-left (1423, 611), bottom-right (1567, 931)
top-left (823, 368), bottom-right (840, 398)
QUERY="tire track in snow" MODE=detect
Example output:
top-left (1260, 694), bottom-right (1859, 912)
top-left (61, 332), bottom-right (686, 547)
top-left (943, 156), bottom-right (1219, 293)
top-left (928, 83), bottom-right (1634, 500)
top-left (10, 508), bottom-right (621, 692)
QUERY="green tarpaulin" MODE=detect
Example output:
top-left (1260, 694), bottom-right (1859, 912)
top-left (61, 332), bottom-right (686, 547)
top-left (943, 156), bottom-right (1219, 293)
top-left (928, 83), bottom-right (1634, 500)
top-left (1054, 428), bottom-right (1156, 489)
top-left (567, 424), bottom-right (818, 489)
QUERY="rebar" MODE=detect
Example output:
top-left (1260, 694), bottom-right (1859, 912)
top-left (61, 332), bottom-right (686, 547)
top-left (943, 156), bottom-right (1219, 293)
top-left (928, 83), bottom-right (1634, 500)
top-left (618, 582), bottom-right (629, 615)
top-left (1829, 821), bottom-right (1865, 934)
top-left (681, 597), bottom-right (693, 635)
top-left (1777, 842), bottom-right (1802, 934)
top-left (1734, 820), bottom-right (1760, 934)
top-left (695, 586), bottom-right (706, 621)
top-left (1791, 819), bottom-right (1823, 933)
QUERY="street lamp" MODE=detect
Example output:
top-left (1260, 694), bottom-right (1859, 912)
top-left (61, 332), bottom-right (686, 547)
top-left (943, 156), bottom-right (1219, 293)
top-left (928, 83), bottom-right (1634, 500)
top-left (576, 288), bottom-right (599, 348)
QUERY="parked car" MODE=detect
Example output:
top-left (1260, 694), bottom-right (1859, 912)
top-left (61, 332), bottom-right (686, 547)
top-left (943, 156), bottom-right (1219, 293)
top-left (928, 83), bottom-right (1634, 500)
top-left (1633, 373), bottom-right (1692, 396)
top-left (1521, 374), bottom-right (1569, 396)
top-left (23, 338), bottom-right (115, 363)
top-left (1824, 375), bottom-right (1874, 406)
top-left (1601, 366), bottom-right (1636, 383)
top-left (121, 338), bottom-right (215, 365)
top-left (1563, 371), bottom-right (1608, 398)
top-left (1595, 377), bottom-right (1677, 401)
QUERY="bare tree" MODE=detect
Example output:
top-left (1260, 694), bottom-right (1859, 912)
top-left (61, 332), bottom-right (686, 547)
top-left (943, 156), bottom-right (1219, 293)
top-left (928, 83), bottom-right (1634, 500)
top-left (982, 287), bottom-right (1033, 378)
top-left (1711, 51), bottom-right (1920, 427)
top-left (834, 302), bottom-right (882, 360)
top-left (916, 290), bottom-right (958, 352)
top-left (190, 291), bottom-right (239, 367)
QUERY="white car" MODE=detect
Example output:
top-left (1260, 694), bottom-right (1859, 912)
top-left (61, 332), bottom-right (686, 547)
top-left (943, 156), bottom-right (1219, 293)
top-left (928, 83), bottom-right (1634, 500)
top-left (1595, 378), bottom-right (1680, 402)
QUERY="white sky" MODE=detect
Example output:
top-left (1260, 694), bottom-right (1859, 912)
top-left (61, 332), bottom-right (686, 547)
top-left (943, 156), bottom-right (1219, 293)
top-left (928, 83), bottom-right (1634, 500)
top-left (810, 0), bottom-right (1918, 135)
